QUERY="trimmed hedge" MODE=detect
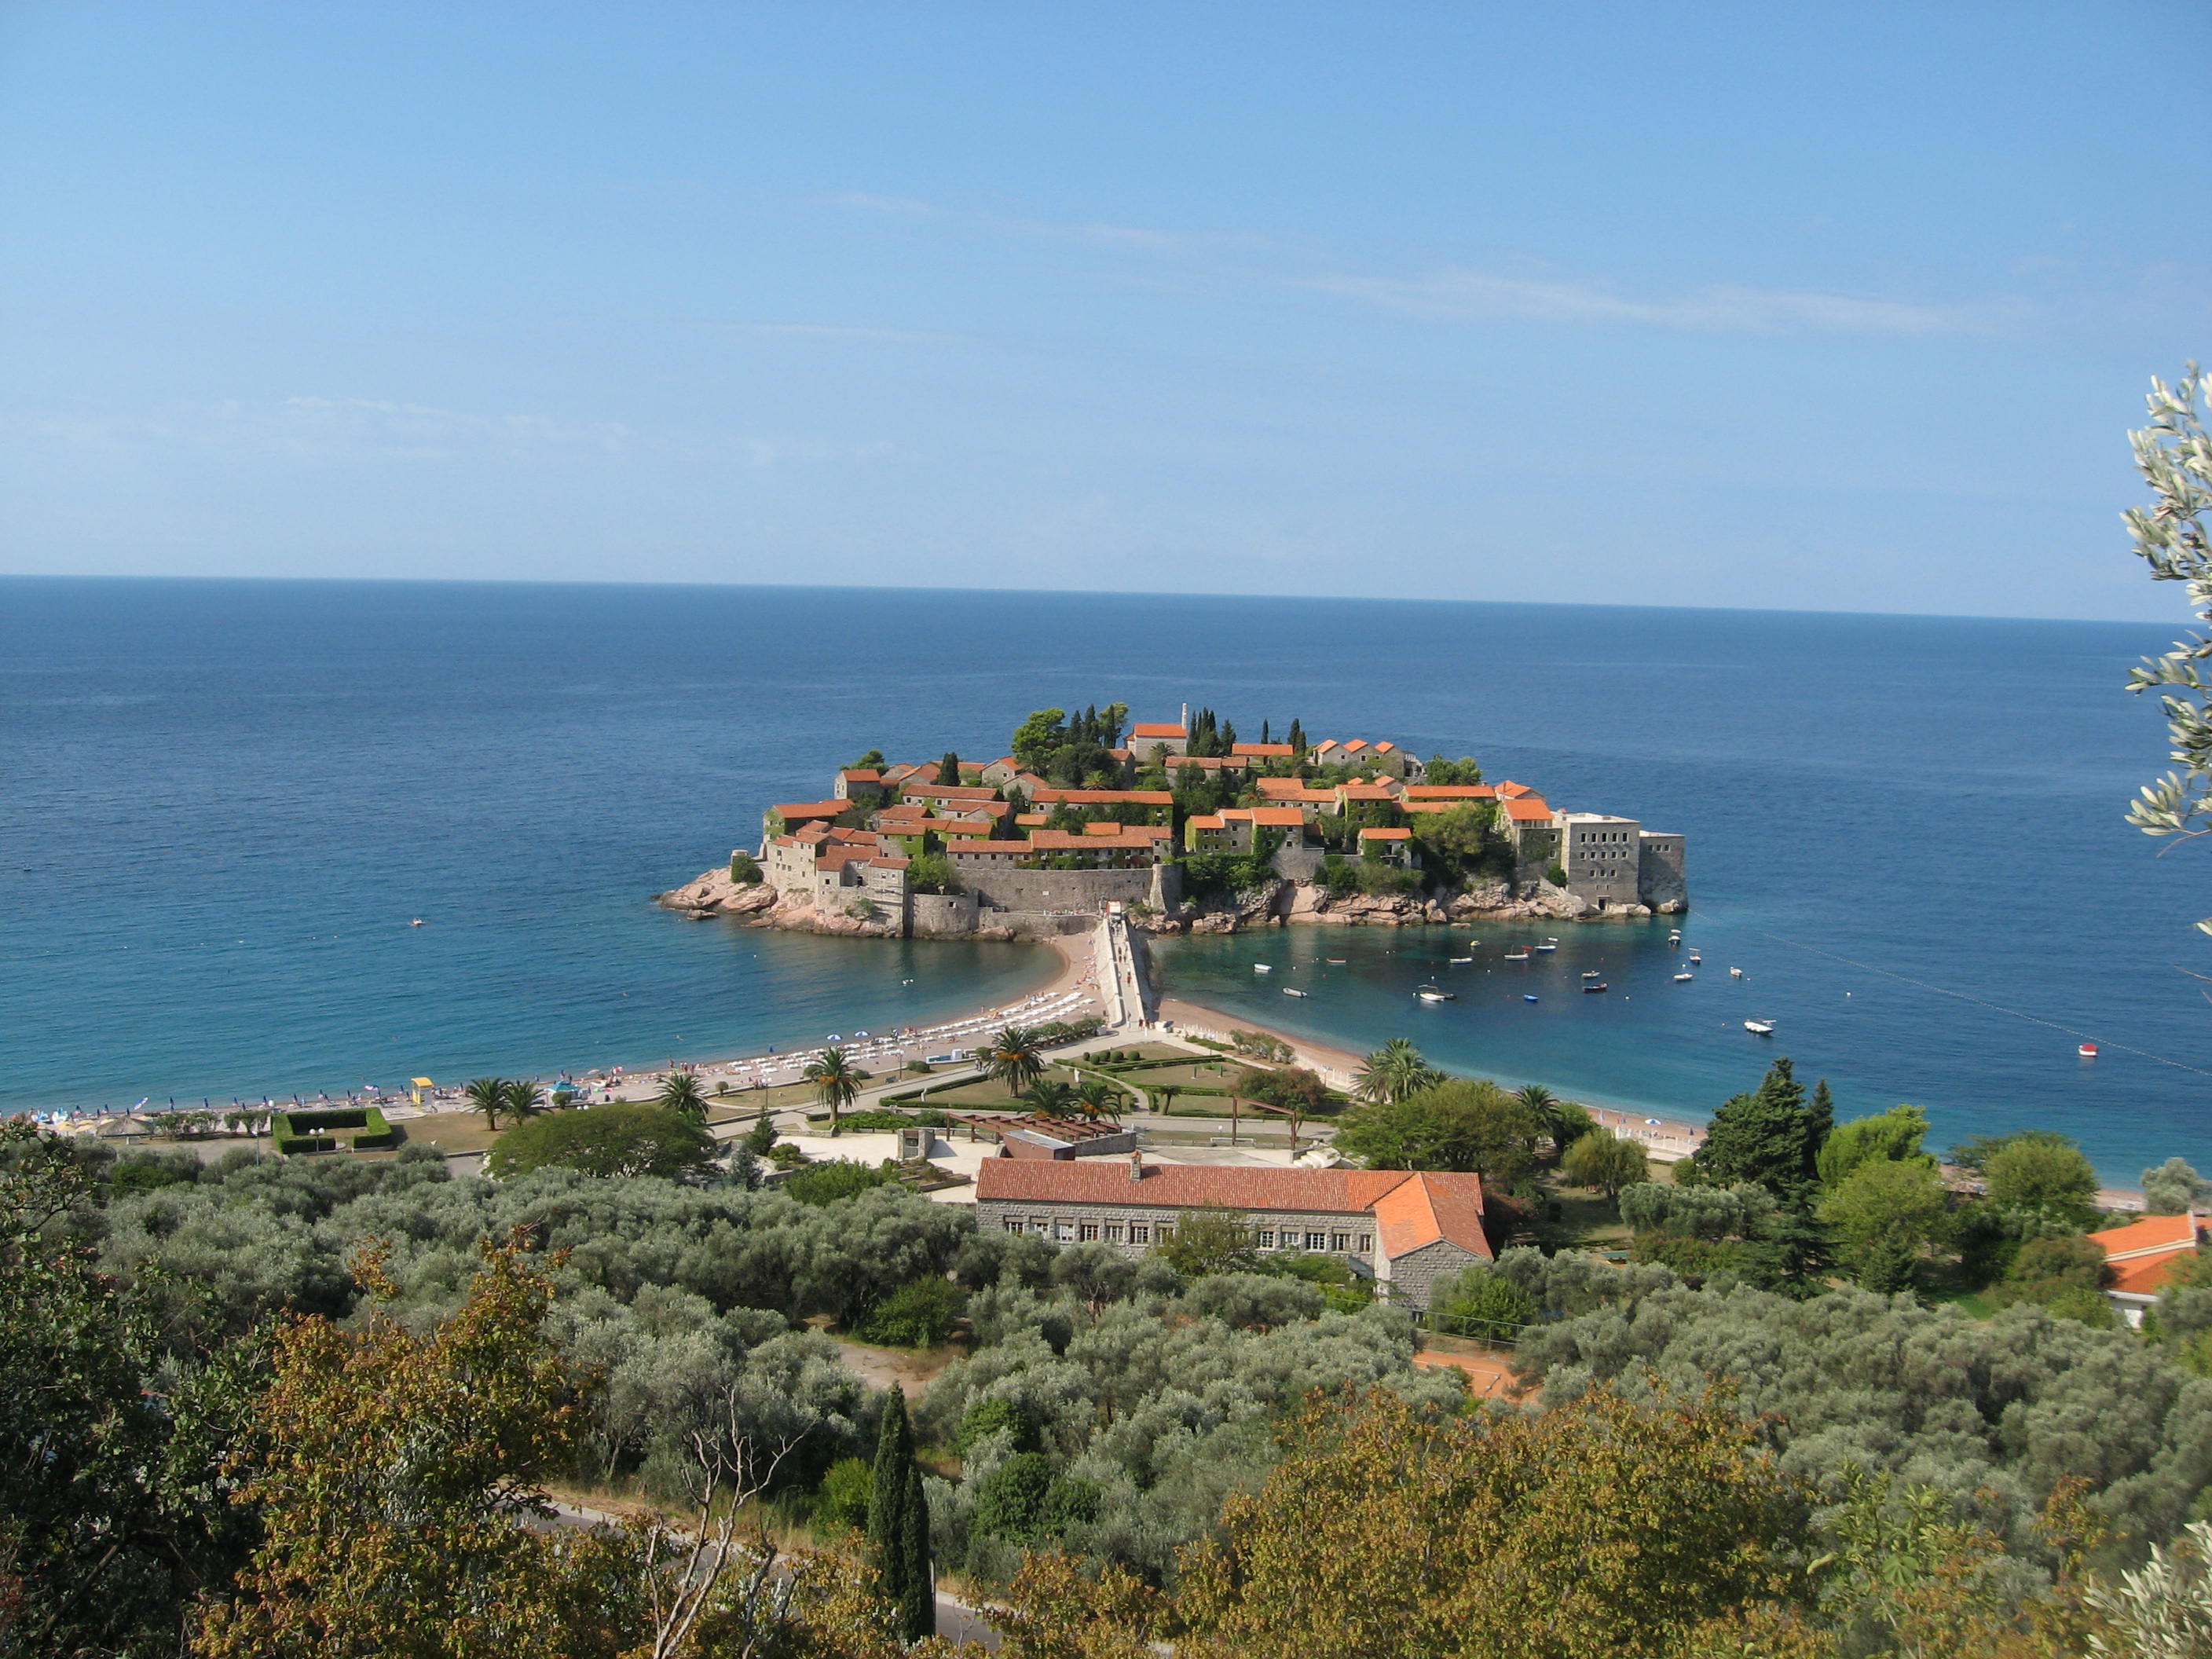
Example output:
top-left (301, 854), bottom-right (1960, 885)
top-left (271, 1106), bottom-right (394, 1155)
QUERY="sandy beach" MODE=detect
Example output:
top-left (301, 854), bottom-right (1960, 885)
top-left (1158, 993), bottom-right (1709, 1160)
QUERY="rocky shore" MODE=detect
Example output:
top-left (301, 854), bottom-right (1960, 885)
top-left (652, 868), bottom-right (1029, 939)
top-left (655, 866), bottom-right (1683, 939)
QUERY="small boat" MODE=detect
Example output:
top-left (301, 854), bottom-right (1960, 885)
top-left (1583, 981), bottom-right (1609, 994)
top-left (1448, 956), bottom-right (1474, 965)
top-left (1416, 985), bottom-right (1456, 1003)
top-left (409, 918), bottom-right (425, 927)
top-left (1580, 969), bottom-right (1602, 980)
top-left (1504, 948), bottom-right (1532, 961)
top-left (1253, 963), bottom-right (1272, 972)
top-left (1534, 939), bottom-right (1558, 952)
top-left (1523, 994), bottom-right (1540, 1002)
top-left (1673, 972), bottom-right (1694, 983)
top-left (1745, 1019), bottom-right (1774, 1035)
top-left (2078, 1042), bottom-right (2098, 1058)
top-left (1729, 966), bottom-right (1745, 979)
top-left (1283, 987), bottom-right (1309, 998)
top-left (1688, 951), bottom-right (1701, 965)
top-left (1326, 958), bottom-right (1347, 964)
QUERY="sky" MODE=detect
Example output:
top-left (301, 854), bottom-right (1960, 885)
top-left (2, 2), bottom-right (2207, 620)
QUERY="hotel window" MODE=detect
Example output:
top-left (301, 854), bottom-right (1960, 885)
top-left (1129, 1223), bottom-right (1151, 1244)
top-left (1002, 1218), bottom-right (1025, 1234)
top-left (1029, 1218), bottom-right (1049, 1234)
top-left (1079, 1222), bottom-right (1099, 1242)
top-left (1105, 1221), bottom-right (1125, 1242)
top-left (1330, 1232), bottom-right (1351, 1253)
top-left (1357, 1233), bottom-right (1372, 1252)
top-left (1257, 1230), bottom-right (1276, 1250)
top-left (1055, 1221), bottom-right (1073, 1241)
top-left (1306, 1231), bottom-right (1328, 1251)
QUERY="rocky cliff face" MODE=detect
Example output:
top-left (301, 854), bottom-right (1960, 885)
top-left (652, 869), bottom-right (1021, 939)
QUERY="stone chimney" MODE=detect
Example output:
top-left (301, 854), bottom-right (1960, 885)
top-left (1129, 1151), bottom-right (1145, 1182)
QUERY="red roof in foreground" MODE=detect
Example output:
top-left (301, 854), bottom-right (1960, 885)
top-left (2090, 1212), bottom-right (2202, 1295)
top-left (975, 1162), bottom-right (1491, 1259)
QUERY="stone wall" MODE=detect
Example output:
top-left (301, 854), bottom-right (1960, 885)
top-left (909, 890), bottom-right (980, 938)
top-left (966, 865), bottom-right (1159, 913)
top-left (1376, 1237), bottom-right (1485, 1310)
top-left (1638, 833), bottom-right (1688, 909)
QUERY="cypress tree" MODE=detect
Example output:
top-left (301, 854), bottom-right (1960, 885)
top-left (938, 751), bottom-right (961, 788)
top-left (867, 1390), bottom-right (934, 1640)
top-left (1287, 717), bottom-right (1306, 753)
top-left (1804, 1079), bottom-right (1836, 1185)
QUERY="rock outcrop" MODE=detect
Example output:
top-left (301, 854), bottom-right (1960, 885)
top-left (1137, 874), bottom-right (1671, 935)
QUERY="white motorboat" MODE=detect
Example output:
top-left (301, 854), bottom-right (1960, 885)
top-left (1252, 963), bottom-right (1272, 973)
top-left (1729, 966), bottom-right (1745, 979)
top-left (1745, 1019), bottom-right (1774, 1035)
top-left (1688, 951), bottom-right (1701, 965)
top-left (1448, 956), bottom-right (1474, 964)
top-left (1504, 948), bottom-right (1531, 961)
top-left (1534, 939), bottom-right (1558, 952)
top-left (1416, 985), bottom-right (1456, 1003)
top-left (1283, 987), bottom-right (1309, 998)
top-left (1673, 972), bottom-right (1694, 983)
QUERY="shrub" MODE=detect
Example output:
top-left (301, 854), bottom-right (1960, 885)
top-left (1544, 862), bottom-right (1568, 888)
top-left (973, 1452), bottom-right (1056, 1542)
top-left (914, 1108), bottom-right (952, 1129)
top-left (1320, 854), bottom-right (1359, 899)
top-left (833, 1109), bottom-right (916, 1133)
top-left (958, 1397), bottom-right (1032, 1455)
top-left (270, 1106), bottom-right (394, 1155)
top-left (1430, 1267), bottom-right (1538, 1337)
top-left (729, 851), bottom-right (764, 884)
top-left (483, 1103), bottom-right (716, 1181)
top-left (1355, 864), bottom-right (1424, 898)
top-left (815, 1455), bottom-right (873, 1531)
top-left (854, 1276), bottom-right (965, 1347)
top-left (782, 1159), bottom-right (899, 1206)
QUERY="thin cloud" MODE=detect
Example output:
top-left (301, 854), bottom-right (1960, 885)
top-left (699, 321), bottom-right (958, 345)
top-left (1298, 266), bottom-right (2016, 336)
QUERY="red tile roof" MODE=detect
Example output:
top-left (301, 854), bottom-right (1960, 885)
top-left (1030, 789), bottom-right (1174, 805)
top-left (975, 1162), bottom-right (1491, 1260)
top-left (1131, 723), bottom-right (1188, 738)
top-left (1233, 742), bottom-right (1296, 756)
top-left (1359, 826), bottom-right (1413, 840)
top-left (903, 783), bottom-right (1000, 802)
top-left (1338, 784), bottom-right (1397, 801)
top-left (1503, 797), bottom-right (1554, 822)
top-left (1247, 807), bottom-right (1307, 826)
top-left (772, 801), bottom-right (850, 820)
top-left (1406, 785), bottom-right (1497, 800)
top-left (2090, 1212), bottom-right (2203, 1294)
top-left (1186, 814), bottom-right (1227, 830)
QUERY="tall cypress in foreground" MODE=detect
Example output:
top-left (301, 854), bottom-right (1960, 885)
top-left (867, 1389), bottom-right (934, 1640)
top-left (938, 751), bottom-right (961, 788)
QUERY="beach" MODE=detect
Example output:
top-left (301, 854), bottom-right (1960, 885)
top-left (1158, 993), bottom-right (1710, 1161)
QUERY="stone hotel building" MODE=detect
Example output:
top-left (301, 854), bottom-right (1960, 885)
top-left (974, 1157), bottom-right (1495, 1309)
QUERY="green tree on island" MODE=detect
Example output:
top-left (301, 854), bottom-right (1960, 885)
top-left (1560, 1125), bottom-right (1648, 1206)
top-left (1681, 1057), bottom-right (1830, 1199)
top-left (866, 1390), bottom-right (934, 1641)
top-left (936, 749), bottom-right (961, 787)
top-left (804, 1045), bottom-right (862, 1137)
top-left (1335, 1078), bottom-right (1538, 1182)
top-left (1818, 1157), bottom-right (1953, 1292)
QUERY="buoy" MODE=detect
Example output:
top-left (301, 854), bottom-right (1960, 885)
top-left (2078, 1043), bottom-right (2098, 1058)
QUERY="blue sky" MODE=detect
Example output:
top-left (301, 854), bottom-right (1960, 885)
top-left (2, 2), bottom-right (2207, 619)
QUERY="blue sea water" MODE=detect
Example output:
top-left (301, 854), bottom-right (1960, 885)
top-left (1, 577), bottom-right (2203, 1178)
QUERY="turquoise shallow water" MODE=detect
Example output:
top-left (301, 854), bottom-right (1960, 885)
top-left (2, 577), bottom-right (2204, 1177)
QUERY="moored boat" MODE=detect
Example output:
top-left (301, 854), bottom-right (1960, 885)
top-left (1745, 1019), bottom-right (1774, 1035)
top-left (1504, 948), bottom-right (1531, 961)
top-left (1673, 972), bottom-right (1694, 983)
top-left (2078, 1042), bottom-right (2097, 1058)
top-left (1416, 984), bottom-right (1456, 1002)
top-left (1253, 963), bottom-right (1272, 972)
top-left (1284, 987), bottom-right (1309, 998)
top-left (1729, 966), bottom-right (1745, 979)
top-left (1583, 981), bottom-right (1609, 994)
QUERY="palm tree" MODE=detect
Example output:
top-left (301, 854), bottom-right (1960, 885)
top-left (1075, 1077), bottom-right (1121, 1126)
top-left (657, 1071), bottom-right (709, 1121)
top-left (1025, 1081), bottom-right (1077, 1120)
top-left (463, 1077), bottom-right (507, 1130)
top-left (1353, 1038), bottom-right (1439, 1104)
top-left (804, 1046), bottom-right (861, 1136)
top-left (502, 1079), bottom-right (547, 1121)
top-left (981, 1027), bottom-right (1046, 1097)
top-left (1516, 1083), bottom-right (1567, 1149)
top-left (1155, 1082), bottom-right (1181, 1118)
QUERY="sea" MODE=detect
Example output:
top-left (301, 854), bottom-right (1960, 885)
top-left (2, 577), bottom-right (2203, 1180)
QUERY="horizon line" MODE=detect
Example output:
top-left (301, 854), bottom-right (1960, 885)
top-left (0, 569), bottom-right (2181, 632)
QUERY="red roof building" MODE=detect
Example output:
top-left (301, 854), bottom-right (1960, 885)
top-left (2089, 1211), bottom-right (2204, 1318)
top-left (974, 1159), bottom-right (1493, 1308)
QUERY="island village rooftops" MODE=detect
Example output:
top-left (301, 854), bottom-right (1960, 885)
top-left (1337, 783), bottom-right (1397, 803)
top-left (771, 800), bottom-right (851, 822)
top-left (1027, 788), bottom-right (1174, 806)
top-left (1502, 796), bottom-right (1555, 822)
top-left (1405, 784), bottom-right (1497, 800)
top-left (1232, 742), bottom-right (1296, 757)
top-left (946, 826), bottom-right (1170, 857)
top-left (1254, 779), bottom-right (1345, 804)
top-left (901, 782), bottom-right (1002, 802)
top-left (1358, 826), bottom-right (1413, 841)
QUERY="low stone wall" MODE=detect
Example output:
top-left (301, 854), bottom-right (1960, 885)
top-left (910, 891), bottom-right (980, 938)
top-left (966, 865), bottom-right (1159, 912)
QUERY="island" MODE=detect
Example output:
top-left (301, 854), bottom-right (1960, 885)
top-left (657, 702), bottom-right (1686, 939)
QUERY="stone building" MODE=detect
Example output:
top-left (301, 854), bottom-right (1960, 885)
top-left (972, 1157), bottom-right (1493, 1309)
top-left (1555, 812), bottom-right (1689, 911)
